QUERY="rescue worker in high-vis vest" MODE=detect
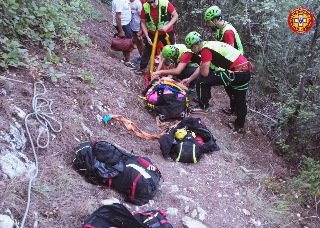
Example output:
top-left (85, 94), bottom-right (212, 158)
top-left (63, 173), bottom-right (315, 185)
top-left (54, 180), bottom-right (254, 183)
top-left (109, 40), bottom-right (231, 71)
top-left (204, 5), bottom-right (244, 116)
top-left (134, 0), bottom-right (178, 75)
top-left (151, 44), bottom-right (201, 82)
top-left (184, 31), bottom-right (253, 134)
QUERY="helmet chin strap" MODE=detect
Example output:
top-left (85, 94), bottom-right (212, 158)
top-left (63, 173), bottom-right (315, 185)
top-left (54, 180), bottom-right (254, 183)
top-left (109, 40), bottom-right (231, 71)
top-left (211, 17), bottom-right (221, 29)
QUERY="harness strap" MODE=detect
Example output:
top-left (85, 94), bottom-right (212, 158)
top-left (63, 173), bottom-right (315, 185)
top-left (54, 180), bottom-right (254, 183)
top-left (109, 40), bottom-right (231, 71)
top-left (220, 71), bottom-right (230, 87)
top-left (156, 115), bottom-right (176, 127)
top-left (144, 73), bottom-right (151, 89)
top-left (231, 61), bottom-right (254, 72)
top-left (106, 115), bottom-right (167, 139)
top-left (175, 142), bottom-right (183, 162)
top-left (131, 173), bottom-right (142, 202)
top-left (220, 72), bottom-right (249, 90)
top-left (158, 209), bottom-right (166, 216)
top-left (137, 157), bottom-right (157, 171)
top-left (165, 33), bottom-right (171, 45)
top-left (160, 220), bottom-right (171, 224)
top-left (232, 82), bottom-right (248, 90)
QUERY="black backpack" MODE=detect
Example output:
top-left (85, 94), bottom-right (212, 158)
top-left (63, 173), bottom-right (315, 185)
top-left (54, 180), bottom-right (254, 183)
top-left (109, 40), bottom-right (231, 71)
top-left (83, 203), bottom-right (172, 228)
top-left (134, 209), bottom-right (173, 228)
top-left (111, 156), bottom-right (161, 205)
top-left (73, 141), bottom-right (132, 185)
top-left (74, 141), bottom-right (161, 205)
top-left (158, 117), bottom-right (220, 163)
top-left (143, 80), bottom-right (189, 120)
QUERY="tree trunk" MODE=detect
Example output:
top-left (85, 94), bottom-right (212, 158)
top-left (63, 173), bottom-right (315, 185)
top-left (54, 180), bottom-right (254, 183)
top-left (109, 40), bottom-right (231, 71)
top-left (285, 10), bottom-right (320, 147)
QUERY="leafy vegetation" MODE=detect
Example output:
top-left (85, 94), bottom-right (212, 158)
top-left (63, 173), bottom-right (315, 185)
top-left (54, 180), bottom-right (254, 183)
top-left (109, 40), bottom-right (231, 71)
top-left (0, 36), bottom-right (30, 68)
top-left (0, 0), bottom-right (105, 69)
top-left (77, 70), bottom-right (96, 88)
top-left (291, 156), bottom-right (320, 197)
top-left (174, 0), bottom-right (320, 162)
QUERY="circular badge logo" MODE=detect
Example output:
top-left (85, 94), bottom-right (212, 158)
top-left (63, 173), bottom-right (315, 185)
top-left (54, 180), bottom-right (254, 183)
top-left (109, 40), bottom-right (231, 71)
top-left (288, 8), bottom-right (314, 34)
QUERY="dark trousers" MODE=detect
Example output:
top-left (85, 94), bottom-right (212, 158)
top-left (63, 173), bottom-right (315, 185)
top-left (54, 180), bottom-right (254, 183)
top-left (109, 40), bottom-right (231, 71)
top-left (176, 67), bottom-right (197, 80)
top-left (196, 71), bottom-right (251, 127)
top-left (224, 85), bottom-right (237, 112)
top-left (140, 31), bottom-right (176, 70)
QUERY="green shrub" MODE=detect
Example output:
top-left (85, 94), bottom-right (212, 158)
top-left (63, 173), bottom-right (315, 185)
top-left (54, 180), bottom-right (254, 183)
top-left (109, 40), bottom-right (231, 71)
top-left (0, 36), bottom-right (29, 68)
top-left (0, 0), bottom-right (102, 68)
top-left (290, 156), bottom-right (320, 197)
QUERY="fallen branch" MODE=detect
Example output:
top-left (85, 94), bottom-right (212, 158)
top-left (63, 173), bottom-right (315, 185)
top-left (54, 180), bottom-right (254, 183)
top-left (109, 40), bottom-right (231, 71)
top-left (248, 108), bottom-right (278, 124)
top-left (0, 76), bottom-right (33, 85)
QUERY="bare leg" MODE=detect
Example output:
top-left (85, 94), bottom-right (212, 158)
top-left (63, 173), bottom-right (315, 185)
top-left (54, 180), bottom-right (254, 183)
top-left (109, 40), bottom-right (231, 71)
top-left (123, 51), bottom-right (130, 62)
top-left (132, 32), bottom-right (144, 56)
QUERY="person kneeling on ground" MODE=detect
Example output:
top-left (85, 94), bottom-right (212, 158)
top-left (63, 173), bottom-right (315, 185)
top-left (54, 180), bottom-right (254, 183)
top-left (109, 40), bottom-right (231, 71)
top-left (183, 31), bottom-right (253, 134)
top-left (151, 44), bottom-right (201, 85)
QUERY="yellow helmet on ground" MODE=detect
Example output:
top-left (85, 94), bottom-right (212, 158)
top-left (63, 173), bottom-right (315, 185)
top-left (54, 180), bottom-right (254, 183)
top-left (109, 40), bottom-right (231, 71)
top-left (175, 128), bottom-right (187, 140)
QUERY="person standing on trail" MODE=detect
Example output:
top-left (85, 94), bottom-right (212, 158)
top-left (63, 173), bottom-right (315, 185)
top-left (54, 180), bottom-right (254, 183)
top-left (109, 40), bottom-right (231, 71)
top-left (112, 0), bottom-right (136, 70)
top-left (204, 5), bottom-right (244, 116)
top-left (151, 44), bottom-right (201, 85)
top-left (184, 31), bottom-right (253, 134)
top-left (134, 0), bottom-right (178, 75)
top-left (130, 0), bottom-right (144, 63)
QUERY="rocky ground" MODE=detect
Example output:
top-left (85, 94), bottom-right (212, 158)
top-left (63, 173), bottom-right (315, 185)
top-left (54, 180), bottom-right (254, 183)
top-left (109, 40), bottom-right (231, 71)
top-left (0, 1), bottom-right (319, 228)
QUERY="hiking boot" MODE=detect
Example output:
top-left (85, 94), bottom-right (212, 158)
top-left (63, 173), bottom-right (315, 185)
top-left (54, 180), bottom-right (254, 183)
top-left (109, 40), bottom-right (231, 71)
top-left (133, 56), bottom-right (141, 63)
top-left (120, 57), bottom-right (125, 63)
top-left (222, 107), bottom-right (237, 116)
top-left (124, 61), bottom-right (136, 70)
top-left (134, 67), bottom-right (146, 75)
top-left (228, 122), bottom-right (246, 134)
top-left (190, 106), bottom-right (209, 114)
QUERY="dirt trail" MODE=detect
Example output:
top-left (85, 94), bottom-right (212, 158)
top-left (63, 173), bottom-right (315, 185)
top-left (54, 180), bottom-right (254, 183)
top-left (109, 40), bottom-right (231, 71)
top-left (0, 1), bottom-right (316, 228)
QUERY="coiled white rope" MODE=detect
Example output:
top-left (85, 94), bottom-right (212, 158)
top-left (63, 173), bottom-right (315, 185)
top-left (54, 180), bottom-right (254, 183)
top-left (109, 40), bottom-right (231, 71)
top-left (21, 81), bottom-right (62, 228)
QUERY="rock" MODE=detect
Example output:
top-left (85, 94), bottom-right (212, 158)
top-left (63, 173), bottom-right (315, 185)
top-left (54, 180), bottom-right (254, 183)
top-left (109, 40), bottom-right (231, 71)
top-left (0, 214), bottom-right (14, 228)
top-left (12, 106), bottom-right (26, 119)
top-left (148, 200), bottom-right (155, 207)
top-left (0, 88), bottom-right (7, 96)
top-left (197, 207), bottom-right (207, 221)
top-left (166, 207), bottom-right (178, 216)
top-left (242, 208), bottom-right (251, 216)
top-left (0, 150), bottom-right (36, 179)
top-left (81, 122), bottom-right (93, 137)
top-left (101, 197), bottom-right (120, 205)
top-left (184, 205), bottom-right (190, 214)
top-left (170, 185), bottom-right (179, 192)
top-left (179, 168), bottom-right (188, 176)
top-left (250, 218), bottom-right (261, 226)
top-left (191, 209), bottom-right (197, 218)
top-left (0, 124), bottom-right (27, 152)
top-left (175, 195), bottom-right (194, 203)
top-left (182, 216), bottom-right (207, 228)
top-left (116, 98), bottom-right (127, 109)
top-left (96, 114), bottom-right (103, 122)
top-left (34, 211), bottom-right (39, 227)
